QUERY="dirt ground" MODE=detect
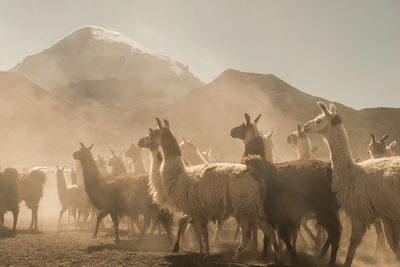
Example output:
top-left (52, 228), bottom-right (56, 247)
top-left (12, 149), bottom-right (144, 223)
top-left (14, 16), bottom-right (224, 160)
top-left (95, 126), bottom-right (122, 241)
top-left (1, 186), bottom-right (399, 267)
top-left (1, 214), bottom-right (399, 267)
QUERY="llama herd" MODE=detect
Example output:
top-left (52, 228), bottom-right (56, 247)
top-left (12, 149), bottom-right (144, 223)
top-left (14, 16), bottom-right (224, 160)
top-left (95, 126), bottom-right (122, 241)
top-left (1, 101), bottom-right (400, 267)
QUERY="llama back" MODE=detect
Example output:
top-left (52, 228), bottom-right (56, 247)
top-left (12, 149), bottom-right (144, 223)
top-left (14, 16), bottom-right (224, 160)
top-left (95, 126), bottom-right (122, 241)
top-left (19, 170), bottom-right (46, 209)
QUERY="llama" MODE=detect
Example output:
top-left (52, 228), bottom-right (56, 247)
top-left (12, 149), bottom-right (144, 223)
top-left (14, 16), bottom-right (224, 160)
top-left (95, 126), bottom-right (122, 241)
top-left (179, 135), bottom-right (208, 165)
top-left (261, 129), bottom-right (276, 163)
top-left (287, 123), bottom-right (325, 248)
top-left (55, 166), bottom-right (81, 227)
top-left (155, 117), bottom-right (280, 258)
top-left (231, 113), bottom-right (341, 265)
top-left (125, 143), bottom-right (147, 174)
top-left (19, 170), bottom-right (46, 230)
top-left (70, 168), bottom-right (78, 185)
top-left (304, 101), bottom-right (400, 267)
top-left (108, 150), bottom-right (127, 176)
top-left (73, 143), bottom-right (172, 242)
top-left (201, 149), bottom-right (224, 163)
top-left (0, 168), bottom-right (19, 231)
top-left (108, 146), bottom-right (173, 239)
top-left (95, 155), bottom-right (109, 177)
top-left (368, 133), bottom-right (397, 158)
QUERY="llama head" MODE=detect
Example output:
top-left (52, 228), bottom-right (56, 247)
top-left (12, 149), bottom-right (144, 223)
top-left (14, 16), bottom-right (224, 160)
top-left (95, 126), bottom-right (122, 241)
top-left (230, 113), bottom-right (262, 142)
top-left (263, 129), bottom-right (275, 149)
top-left (287, 123), bottom-right (308, 145)
top-left (73, 143), bottom-right (94, 161)
top-left (180, 135), bottom-right (201, 160)
top-left (138, 128), bottom-right (161, 151)
top-left (155, 117), bottom-right (181, 158)
top-left (368, 133), bottom-right (389, 158)
top-left (304, 102), bottom-right (342, 135)
top-left (108, 150), bottom-right (124, 167)
top-left (55, 165), bottom-right (65, 178)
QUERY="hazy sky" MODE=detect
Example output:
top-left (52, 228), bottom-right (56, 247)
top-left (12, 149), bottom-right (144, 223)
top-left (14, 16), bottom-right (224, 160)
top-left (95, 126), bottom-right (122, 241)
top-left (1, 0), bottom-right (399, 109)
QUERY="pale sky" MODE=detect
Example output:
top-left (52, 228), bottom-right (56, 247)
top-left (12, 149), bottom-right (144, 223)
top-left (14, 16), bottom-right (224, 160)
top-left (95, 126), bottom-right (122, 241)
top-left (1, 0), bottom-right (399, 109)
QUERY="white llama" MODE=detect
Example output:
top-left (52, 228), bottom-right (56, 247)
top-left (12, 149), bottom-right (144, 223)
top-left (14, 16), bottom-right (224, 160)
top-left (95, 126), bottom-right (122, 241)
top-left (156, 118), bottom-right (280, 258)
top-left (304, 101), bottom-right (400, 267)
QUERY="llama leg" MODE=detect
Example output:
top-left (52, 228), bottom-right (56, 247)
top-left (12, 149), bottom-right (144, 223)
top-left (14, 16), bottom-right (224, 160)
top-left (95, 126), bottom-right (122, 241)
top-left (12, 209), bottom-right (19, 231)
top-left (71, 208), bottom-right (77, 229)
top-left (233, 224), bottom-right (241, 242)
top-left (343, 219), bottom-right (368, 267)
top-left (321, 214), bottom-right (341, 266)
top-left (192, 221), bottom-right (204, 255)
top-left (262, 234), bottom-right (272, 259)
top-left (173, 215), bottom-right (190, 253)
top-left (30, 209), bottom-right (34, 229)
top-left (250, 227), bottom-right (258, 253)
top-left (33, 208), bottom-right (38, 230)
top-left (233, 223), bottom-right (251, 259)
top-left (93, 210), bottom-right (108, 238)
top-left (373, 219), bottom-right (386, 253)
top-left (212, 220), bottom-right (224, 248)
top-left (201, 223), bottom-right (210, 257)
top-left (279, 224), bottom-right (296, 261)
top-left (59, 206), bottom-right (67, 225)
top-left (0, 211), bottom-right (4, 228)
top-left (383, 218), bottom-right (400, 258)
top-left (258, 219), bottom-right (280, 254)
top-left (139, 215), bottom-right (151, 240)
top-left (110, 213), bottom-right (120, 243)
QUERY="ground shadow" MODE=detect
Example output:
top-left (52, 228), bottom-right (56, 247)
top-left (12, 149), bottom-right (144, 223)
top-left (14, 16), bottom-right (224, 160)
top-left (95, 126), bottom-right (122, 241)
top-left (0, 228), bottom-right (41, 238)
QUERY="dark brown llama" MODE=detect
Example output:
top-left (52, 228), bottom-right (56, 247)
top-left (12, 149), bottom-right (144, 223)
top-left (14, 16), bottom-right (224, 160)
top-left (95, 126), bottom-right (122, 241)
top-left (231, 113), bottom-right (341, 265)
top-left (0, 168), bottom-right (19, 231)
top-left (19, 170), bottom-right (46, 230)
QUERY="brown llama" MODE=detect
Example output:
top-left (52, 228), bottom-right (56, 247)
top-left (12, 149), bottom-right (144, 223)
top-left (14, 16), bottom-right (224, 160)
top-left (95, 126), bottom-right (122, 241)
top-left (368, 133), bottom-right (397, 158)
top-left (19, 170), bottom-right (46, 230)
top-left (108, 150), bottom-right (127, 175)
top-left (231, 113), bottom-right (341, 265)
top-left (125, 143), bottom-right (147, 174)
top-left (0, 168), bottom-right (19, 231)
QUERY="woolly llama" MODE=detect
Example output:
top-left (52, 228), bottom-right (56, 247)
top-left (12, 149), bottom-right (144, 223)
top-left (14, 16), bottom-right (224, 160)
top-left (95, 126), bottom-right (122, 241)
top-left (179, 135), bottom-right (208, 165)
top-left (231, 113), bottom-right (341, 265)
top-left (19, 170), bottom-right (46, 230)
top-left (125, 143), bottom-right (147, 174)
top-left (155, 117), bottom-right (280, 258)
top-left (368, 133), bottom-right (397, 158)
top-left (55, 166), bottom-right (81, 226)
top-left (0, 168), bottom-right (19, 231)
top-left (304, 101), bottom-right (400, 267)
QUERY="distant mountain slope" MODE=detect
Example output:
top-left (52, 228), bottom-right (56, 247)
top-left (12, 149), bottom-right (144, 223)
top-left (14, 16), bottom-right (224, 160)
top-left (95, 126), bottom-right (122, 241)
top-left (10, 25), bottom-right (203, 96)
top-left (0, 71), bottom-right (118, 166)
top-left (129, 69), bottom-right (400, 162)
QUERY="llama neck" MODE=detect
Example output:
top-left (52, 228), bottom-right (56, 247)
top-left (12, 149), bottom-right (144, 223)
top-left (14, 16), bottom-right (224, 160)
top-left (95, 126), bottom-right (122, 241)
top-left (56, 173), bottom-right (68, 201)
top-left (243, 136), bottom-right (266, 159)
top-left (323, 125), bottom-right (354, 170)
top-left (150, 149), bottom-right (162, 177)
top-left (78, 155), bottom-right (104, 200)
top-left (263, 140), bottom-right (274, 163)
top-left (132, 154), bottom-right (147, 173)
top-left (297, 138), bottom-right (312, 160)
top-left (160, 130), bottom-right (185, 174)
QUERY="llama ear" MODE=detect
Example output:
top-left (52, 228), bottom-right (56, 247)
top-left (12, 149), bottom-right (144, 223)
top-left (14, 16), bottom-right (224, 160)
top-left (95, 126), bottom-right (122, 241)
top-left (190, 134), bottom-right (196, 143)
top-left (382, 134), bottom-right (389, 142)
top-left (267, 129), bottom-right (275, 138)
top-left (119, 151), bottom-right (124, 157)
top-left (56, 165), bottom-right (59, 171)
top-left (62, 166), bottom-right (65, 171)
top-left (149, 128), bottom-right (154, 134)
top-left (80, 143), bottom-right (85, 148)
top-left (297, 123), bottom-right (302, 132)
top-left (111, 149), bottom-right (115, 156)
top-left (254, 113), bottom-right (262, 124)
top-left (369, 133), bottom-right (376, 142)
top-left (317, 102), bottom-right (329, 116)
top-left (163, 119), bottom-right (170, 128)
top-left (244, 113), bottom-right (251, 126)
top-left (155, 118), bottom-right (163, 129)
top-left (329, 104), bottom-right (337, 115)
top-left (88, 144), bottom-right (94, 150)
